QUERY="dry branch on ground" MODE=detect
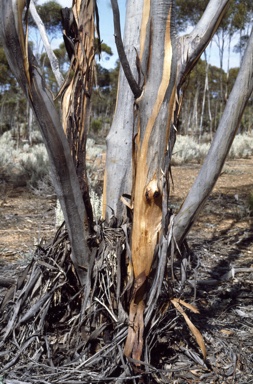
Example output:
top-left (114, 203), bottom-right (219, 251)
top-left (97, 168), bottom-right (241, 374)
top-left (0, 210), bottom-right (252, 383)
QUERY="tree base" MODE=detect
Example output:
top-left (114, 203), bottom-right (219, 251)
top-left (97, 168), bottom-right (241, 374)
top-left (0, 223), bottom-right (252, 383)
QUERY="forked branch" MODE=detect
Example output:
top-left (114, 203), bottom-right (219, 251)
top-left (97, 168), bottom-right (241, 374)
top-left (111, 0), bottom-right (142, 98)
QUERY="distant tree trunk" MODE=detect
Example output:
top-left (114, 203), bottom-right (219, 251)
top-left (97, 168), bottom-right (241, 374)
top-left (27, 103), bottom-right (33, 144)
top-left (199, 53), bottom-right (210, 138)
top-left (192, 82), bottom-right (200, 137)
top-left (215, 28), bottom-right (226, 117)
top-left (207, 77), bottom-right (213, 135)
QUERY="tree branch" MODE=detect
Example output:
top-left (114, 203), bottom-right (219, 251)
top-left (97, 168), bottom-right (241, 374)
top-left (177, 0), bottom-right (231, 87)
top-left (29, 0), bottom-right (64, 88)
top-left (110, 0), bottom-right (142, 98)
top-left (173, 27), bottom-right (253, 245)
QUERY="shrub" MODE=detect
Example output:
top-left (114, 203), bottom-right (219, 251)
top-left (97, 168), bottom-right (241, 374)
top-left (172, 134), bottom-right (253, 165)
top-left (19, 147), bottom-right (49, 187)
top-left (0, 131), bottom-right (49, 187)
top-left (91, 118), bottom-right (102, 134)
top-left (172, 135), bottom-right (210, 165)
top-left (229, 134), bottom-right (253, 159)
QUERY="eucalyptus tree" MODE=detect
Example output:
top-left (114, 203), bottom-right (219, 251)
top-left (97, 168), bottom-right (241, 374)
top-left (0, 0), bottom-right (252, 365)
top-left (105, 0), bottom-right (253, 359)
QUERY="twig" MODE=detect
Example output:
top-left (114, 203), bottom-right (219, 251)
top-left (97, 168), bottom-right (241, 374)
top-left (94, 297), bottom-right (118, 322)
top-left (188, 266), bottom-right (253, 287)
top-left (220, 266), bottom-right (253, 281)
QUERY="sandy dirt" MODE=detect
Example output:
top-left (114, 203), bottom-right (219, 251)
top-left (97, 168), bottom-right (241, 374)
top-left (0, 156), bottom-right (253, 269)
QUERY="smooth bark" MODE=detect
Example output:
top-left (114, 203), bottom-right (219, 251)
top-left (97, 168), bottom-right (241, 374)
top-left (103, 0), bottom-right (143, 220)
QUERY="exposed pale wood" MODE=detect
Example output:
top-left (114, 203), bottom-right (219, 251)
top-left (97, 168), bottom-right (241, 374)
top-left (123, 1), bottom-right (177, 361)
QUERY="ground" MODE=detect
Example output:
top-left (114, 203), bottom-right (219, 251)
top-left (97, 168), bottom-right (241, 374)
top-left (0, 156), bottom-right (252, 382)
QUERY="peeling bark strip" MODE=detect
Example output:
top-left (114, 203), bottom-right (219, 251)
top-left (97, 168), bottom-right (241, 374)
top-left (61, 0), bottom-right (97, 229)
top-left (124, 1), bottom-right (177, 361)
top-left (0, 0), bottom-right (91, 285)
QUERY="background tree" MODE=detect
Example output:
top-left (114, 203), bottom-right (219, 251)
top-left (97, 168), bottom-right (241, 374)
top-left (91, 61), bottom-right (119, 136)
top-left (176, 0), bottom-right (253, 131)
top-left (29, 0), bottom-right (63, 35)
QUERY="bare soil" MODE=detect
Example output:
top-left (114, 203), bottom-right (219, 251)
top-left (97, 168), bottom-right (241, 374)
top-left (1, 157), bottom-right (252, 263)
top-left (0, 156), bottom-right (253, 382)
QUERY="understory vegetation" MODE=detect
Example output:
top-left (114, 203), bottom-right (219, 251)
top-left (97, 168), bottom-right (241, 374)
top-left (0, 130), bottom-right (49, 189)
top-left (172, 133), bottom-right (253, 164)
top-left (1, 129), bottom-right (253, 189)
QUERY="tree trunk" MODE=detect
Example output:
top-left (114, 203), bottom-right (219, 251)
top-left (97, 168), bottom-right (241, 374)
top-left (0, 0), bottom-right (91, 285)
top-left (103, 0), bottom-right (143, 221)
top-left (106, 0), bottom-right (232, 361)
top-left (2, 0), bottom-right (252, 367)
top-left (61, 0), bottom-right (96, 229)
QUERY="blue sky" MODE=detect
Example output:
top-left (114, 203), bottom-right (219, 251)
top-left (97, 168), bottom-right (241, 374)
top-left (37, 0), bottom-right (240, 70)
